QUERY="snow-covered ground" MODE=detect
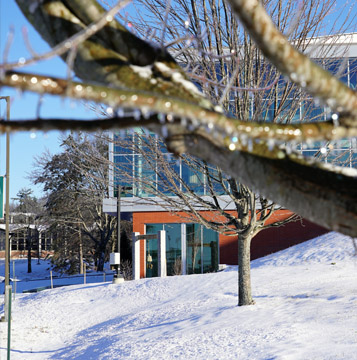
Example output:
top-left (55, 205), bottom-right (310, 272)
top-left (0, 259), bottom-right (114, 294)
top-left (1, 232), bottom-right (357, 359)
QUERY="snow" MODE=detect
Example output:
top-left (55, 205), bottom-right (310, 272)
top-left (319, 162), bottom-right (357, 178)
top-left (154, 62), bottom-right (203, 96)
top-left (1, 232), bottom-right (357, 359)
top-left (0, 260), bottom-right (114, 294)
top-left (130, 65), bottom-right (153, 79)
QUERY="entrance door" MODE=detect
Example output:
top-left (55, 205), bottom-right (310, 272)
top-left (145, 224), bottom-right (160, 278)
top-left (186, 224), bottom-right (202, 274)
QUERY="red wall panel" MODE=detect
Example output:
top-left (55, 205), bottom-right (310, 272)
top-left (132, 210), bottom-right (328, 273)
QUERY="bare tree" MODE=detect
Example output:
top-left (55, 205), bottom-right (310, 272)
top-left (121, 0), bottom-right (350, 304)
top-left (0, 0), bottom-right (356, 238)
top-left (109, 130), bottom-right (298, 304)
top-left (32, 133), bottom-right (116, 272)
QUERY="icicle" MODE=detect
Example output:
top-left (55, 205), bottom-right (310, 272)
top-left (117, 108), bottom-right (125, 118)
top-left (134, 109), bottom-right (141, 121)
top-left (240, 134), bottom-right (248, 147)
top-left (162, 125), bottom-right (168, 138)
top-left (191, 118), bottom-right (199, 129)
top-left (267, 139), bottom-right (275, 151)
top-left (331, 113), bottom-right (340, 127)
top-left (248, 139), bottom-right (253, 152)
top-left (290, 73), bottom-right (298, 82)
top-left (158, 113), bottom-right (166, 124)
top-left (106, 107), bottom-right (114, 116)
top-left (119, 130), bottom-right (126, 139)
top-left (142, 108), bottom-right (152, 120)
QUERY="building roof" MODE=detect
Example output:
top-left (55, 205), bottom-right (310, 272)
top-left (302, 32), bottom-right (357, 58)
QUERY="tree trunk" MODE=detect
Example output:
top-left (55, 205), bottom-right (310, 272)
top-left (27, 227), bottom-right (32, 273)
top-left (37, 230), bottom-right (41, 264)
top-left (97, 250), bottom-right (105, 272)
top-left (79, 241), bottom-right (84, 274)
top-left (79, 229), bottom-right (84, 274)
top-left (238, 234), bottom-right (254, 306)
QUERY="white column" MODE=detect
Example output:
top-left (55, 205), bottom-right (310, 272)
top-left (132, 232), bottom-right (141, 280)
top-left (157, 230), bottom-right (166, 277)
top-left (181, 224), bottom-right (187, 275)
top-left (143, 240), bottom-right (146, 278)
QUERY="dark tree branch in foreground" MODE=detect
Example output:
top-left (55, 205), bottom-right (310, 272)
top-left (0, 0), bottom-right (356, 236)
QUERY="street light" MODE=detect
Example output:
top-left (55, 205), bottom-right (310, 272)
top-left (111, 184), bottom-right (124, 283)
top-left (0, 96), bottom-right (10, 290)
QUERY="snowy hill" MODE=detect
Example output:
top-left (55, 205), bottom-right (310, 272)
top-left (1, 232), bottom-right (357, 359)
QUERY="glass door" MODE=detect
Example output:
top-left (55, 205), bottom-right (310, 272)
top-left (165, 224), bottom-right (182, 276)
top-left (145, 224), bottom-right (160, 278)
top-left (186, 224), bottom-right (202, 274)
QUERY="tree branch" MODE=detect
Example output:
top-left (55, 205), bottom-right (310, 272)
top-left (227, 0), bottom-right (357, 125)
top-left (2, 71), bottom-right (356, 146)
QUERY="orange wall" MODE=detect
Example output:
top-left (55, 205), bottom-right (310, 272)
top-left (133, 212), bottom-right (190, 278)
top-left (133, 210), bottom-right (327, 275)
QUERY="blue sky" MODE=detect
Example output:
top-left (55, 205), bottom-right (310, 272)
top-left (0, 0), bottom-right (92, 201)
top-left (0, 0), bottom-right (356, 203)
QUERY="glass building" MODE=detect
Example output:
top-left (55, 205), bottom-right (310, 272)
top-left (103, 34), bottom-right (357, 278)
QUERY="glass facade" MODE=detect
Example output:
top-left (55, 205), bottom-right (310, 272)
top-left (112, 130), bottom-right (225, 198)
top-left (112, 58), bottom-right (357, 199)
top-left (145, 223), bottom-right (219, 277)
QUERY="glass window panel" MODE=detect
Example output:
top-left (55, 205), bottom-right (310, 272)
top-left (157, 153), bottom-right (179, 196)
top-left (202, 227), bottom-right (219, 273)
top-left (145, 224), bottom-right (162, 278)
top-left (146, 223), bottom-right (183, 276)
top-left (301, 100), bottom-right (325, 122)
top-left (186, 224), bottom-right (202, 274)
top-left (165, 224), bottom-right (182, 276)
top-left (205, 165), bottom-right (227, 195)
top-left (134, 155), bottom-right (156, 197)
top-left (181, 164), bottom-right (205, 196)
top-left (349, 58), bottom-right (357, 90)
top-left (113, 132), bottom-right (134, 154)
top-left (113, 154), bottom-right (134, 197)
top-left (261, 99), bottom-right (276, 123)
top-left (276, 99), bottom-right (300, 124)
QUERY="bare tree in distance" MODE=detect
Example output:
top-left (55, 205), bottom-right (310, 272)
top-left (32, 133), bottom-right (116, 272)
top-left (0, 0), bottom-right (356, 239)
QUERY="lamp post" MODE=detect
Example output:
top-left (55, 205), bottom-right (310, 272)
top-left (117, 184), bottom-right (121, 262)
top-left (111, 184), bottom-right (124, 283)
top-left (0, 96), bottom-right (10, 289)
